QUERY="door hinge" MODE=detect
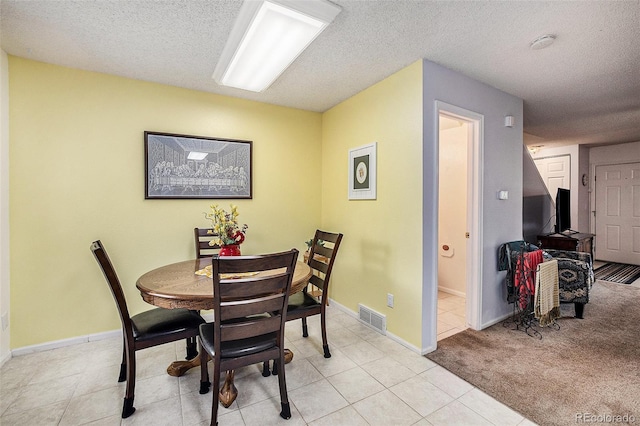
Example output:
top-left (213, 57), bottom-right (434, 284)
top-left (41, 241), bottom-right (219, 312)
top-left (465, 232), bottom-right (470, 239)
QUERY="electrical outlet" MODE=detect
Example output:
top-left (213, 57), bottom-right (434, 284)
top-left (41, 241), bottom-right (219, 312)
top-left (387, 293), bottom-right (394, 308)
top-left (1, 313), bottom-right (8, 331)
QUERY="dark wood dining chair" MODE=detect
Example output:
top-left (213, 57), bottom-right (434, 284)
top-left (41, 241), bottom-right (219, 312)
top-left (198, 249), bottom-right (298, 426)
top-left (90, 240), bottom-right (205, 418)
top-left (195, 228), bottom-right (221, 258)
top-left (287, 230), bottom-right (343, 358)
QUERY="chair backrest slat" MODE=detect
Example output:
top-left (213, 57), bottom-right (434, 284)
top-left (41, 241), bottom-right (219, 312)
top-left (194, 228), bottom-right (220, 258)
top-left (306, 230), bottom-right (343, 298)
top-left (219, 274), bottom-right (289, 299)
top-left (220, 316), bottom-right (281, 341)
top-left (309, 257), bottom-right (329, 274)
top-left (308, 274), bottom-right (325, 290)
top-left (219, 294), bottom-right (285, 321)
top-left (314, 244), bottom-right (333, 259)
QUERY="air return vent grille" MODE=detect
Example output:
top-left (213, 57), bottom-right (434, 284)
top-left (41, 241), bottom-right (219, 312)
top-left (358, 304), bottom-right (386, 334)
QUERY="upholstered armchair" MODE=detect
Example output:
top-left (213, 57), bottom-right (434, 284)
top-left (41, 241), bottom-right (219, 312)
top-left (498, 242), bottom-right (594, 320)
top-left (542, 249), bottom-right (594, 319)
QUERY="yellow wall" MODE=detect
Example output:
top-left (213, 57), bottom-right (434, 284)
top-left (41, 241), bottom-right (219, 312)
top-left (321, 61), bottom-right (423, 347)
top-left (8, 57), bottom-right (322, 348)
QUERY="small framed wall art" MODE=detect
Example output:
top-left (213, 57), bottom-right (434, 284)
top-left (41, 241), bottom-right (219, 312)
top-left (348, 142), bottom-right (377, 200)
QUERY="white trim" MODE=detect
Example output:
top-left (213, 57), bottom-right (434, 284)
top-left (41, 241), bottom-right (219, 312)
top-left (1, 50), bottom-right (11, 371)
top-left (385, 330), bottom-right (423, 354)
top-left (481, 311), bottom-right (513, 329)
top-left (589, 158), bottom-right (640, 236)
top-left (11, 330), bottom-right (120, 357)
top-left (328, 298), bottom-right (423, 354)
top-left (0, 350), bottom-right (11, 367)
top-left (437, 286), bottom-right (466, 298)
top-left (435, 101), bottom-right (484, 335)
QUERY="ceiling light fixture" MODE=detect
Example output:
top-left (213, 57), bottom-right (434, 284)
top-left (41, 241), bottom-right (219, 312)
top-left (213, 0), bottom-right (341, 92)
top-left (530, 34), bottom-right (556, 50)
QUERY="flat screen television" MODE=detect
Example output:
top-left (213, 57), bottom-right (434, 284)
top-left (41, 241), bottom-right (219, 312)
top-left (555, 188), bottom-right (571, 234)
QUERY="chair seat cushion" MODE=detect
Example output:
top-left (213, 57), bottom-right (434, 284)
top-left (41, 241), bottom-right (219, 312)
top-left (199, 322), bottom-right (277, 358)
top-left (132, 308), bottom-right (204, 341)
top-left (287, 291), bottom-right (321, 310)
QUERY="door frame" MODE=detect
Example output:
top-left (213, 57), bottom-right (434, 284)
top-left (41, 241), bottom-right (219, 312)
top-left (435, 101), bottom-right (484, 333)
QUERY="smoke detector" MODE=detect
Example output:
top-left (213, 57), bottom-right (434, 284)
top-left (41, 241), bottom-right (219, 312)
top-left (530, 34), bottom-right (556, 50)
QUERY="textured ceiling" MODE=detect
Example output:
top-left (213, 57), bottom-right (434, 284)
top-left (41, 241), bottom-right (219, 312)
top-left (2, 0), bottom-right (639, 147)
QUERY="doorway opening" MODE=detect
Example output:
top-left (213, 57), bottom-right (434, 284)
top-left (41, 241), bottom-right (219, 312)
top-left (437, 114), bottom-right (469, 340)
top-left (435, 102), bottom-right (483, 344)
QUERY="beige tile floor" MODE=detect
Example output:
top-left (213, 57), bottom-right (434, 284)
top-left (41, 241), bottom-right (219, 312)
top-left (1, 307), bottom-right (536, 426)
top-left (436, 291), bottom-right (467, 342)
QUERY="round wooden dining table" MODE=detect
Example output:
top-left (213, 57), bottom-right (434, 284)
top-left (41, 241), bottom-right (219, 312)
top-left (136, 257), bottom-right (312, 311)
top-left (136, 257), bottom-right (312, 407)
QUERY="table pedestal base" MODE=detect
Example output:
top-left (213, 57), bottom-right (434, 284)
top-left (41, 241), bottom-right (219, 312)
top-left (166, 349), bottom-right (294, 408)
top-left (284, 349), bottom-right (293, 364)
top-left (167, 356), bottom-right (200, 377)
top-left (219, 370), bottom-right (237, 408)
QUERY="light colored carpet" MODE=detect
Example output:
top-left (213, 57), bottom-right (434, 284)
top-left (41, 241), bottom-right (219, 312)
top-left (427, 281), bottom-right (640, 426)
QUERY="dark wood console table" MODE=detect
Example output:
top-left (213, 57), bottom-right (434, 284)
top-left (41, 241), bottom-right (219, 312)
top-left (537, 232), bottom-right (595, 259)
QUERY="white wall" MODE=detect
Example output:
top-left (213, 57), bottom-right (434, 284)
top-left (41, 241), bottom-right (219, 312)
top-left (0, 50), bottom-right (10, 364)
top-left (589, 141), bottom-right (640, 165)
top-left (422, 59), bottom-right (524, 350)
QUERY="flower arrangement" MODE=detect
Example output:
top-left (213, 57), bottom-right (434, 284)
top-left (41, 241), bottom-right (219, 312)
top-left (204, 204), bottom-right (248, 247)
top-left (304, 238), bottom-right (325, 250)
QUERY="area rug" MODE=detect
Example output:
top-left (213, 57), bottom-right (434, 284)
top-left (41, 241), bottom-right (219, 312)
top-left (426, 281), bottom-right (640, 426)
top-left (594, 262), bottom-right (640, 284)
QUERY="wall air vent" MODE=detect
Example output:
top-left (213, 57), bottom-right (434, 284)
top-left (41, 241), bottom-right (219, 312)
top-left (358, 304), bottom-right (386, 334)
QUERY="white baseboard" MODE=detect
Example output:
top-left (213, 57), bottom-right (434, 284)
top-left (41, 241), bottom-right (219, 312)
top-left (8, 317), bottom-right (217, 359)
top-left (437, 286), bottom-right (466, 298)
top-left (329, 298), bottom-right (422, 355)
top-left (7, 301), bottom-right (445, 359)
top-left (11, 329), bottom-right (121, 357)
top-left (481, 311), bottom-right (513, 329)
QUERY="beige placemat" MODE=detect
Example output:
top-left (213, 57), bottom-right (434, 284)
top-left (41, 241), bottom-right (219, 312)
top-left (195, 265), bottom-right (258, 279)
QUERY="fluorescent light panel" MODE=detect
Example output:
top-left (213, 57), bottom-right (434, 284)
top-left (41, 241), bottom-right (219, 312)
top-left (187, 152), bottom-right (208, 160)
top-left (214, 0), bottom-right (341, 92)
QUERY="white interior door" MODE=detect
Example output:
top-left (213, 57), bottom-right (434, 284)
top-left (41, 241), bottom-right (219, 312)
top-left (595, 162), bottom-right (640, 265)
top-left (534, 155), bottom-right (571, 199)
